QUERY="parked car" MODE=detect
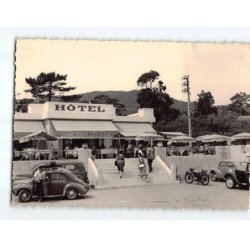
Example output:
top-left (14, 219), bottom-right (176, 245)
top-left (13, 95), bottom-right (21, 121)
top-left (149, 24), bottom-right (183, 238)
top-left (12, 168), bottom-right (89, 202)
top-left (210, 160), bottom-right (249, 189)
top-left (13, 161), bottom-right (89, 184)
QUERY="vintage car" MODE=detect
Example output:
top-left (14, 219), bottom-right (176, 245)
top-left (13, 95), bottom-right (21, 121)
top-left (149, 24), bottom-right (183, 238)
top-left (210, 160), bottom-right (249, 189)
top-left (12, 168), bottom-right (90, 202)
top-left (13, 160), bottom-right (89, 184)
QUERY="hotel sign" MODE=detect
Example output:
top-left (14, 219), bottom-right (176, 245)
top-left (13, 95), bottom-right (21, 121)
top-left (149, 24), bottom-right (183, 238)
top-left (54, 104), bottom-right (106, 113)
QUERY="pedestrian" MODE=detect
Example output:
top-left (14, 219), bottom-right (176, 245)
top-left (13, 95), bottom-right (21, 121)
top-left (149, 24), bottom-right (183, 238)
top-left (64, 145), bottom-right (69, 159)
top-left (116, 150), bottom-right (125, 178)
top-left (146, 145), bottom-right (155, 172)
top-left (33, 168), bottom-right (46, 202)
top-left (126, 142), bottom-right (133, 158)
top-left (91, 145), bottom-right (98, 159)
top-left (138, 151), bottom-right (149, 183)
top-left (137, 145), bottom-right (144, 158)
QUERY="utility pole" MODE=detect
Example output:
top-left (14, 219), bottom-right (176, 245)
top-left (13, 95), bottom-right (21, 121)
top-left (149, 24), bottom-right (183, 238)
top-left (182, 75), bottom-right (192, 138)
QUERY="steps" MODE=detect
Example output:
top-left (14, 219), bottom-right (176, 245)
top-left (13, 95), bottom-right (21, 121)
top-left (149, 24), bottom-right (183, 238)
top-left (94, 158), bottom-right (171, 189)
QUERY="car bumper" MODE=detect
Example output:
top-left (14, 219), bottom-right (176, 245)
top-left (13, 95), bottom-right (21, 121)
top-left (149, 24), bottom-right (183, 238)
top-left (78, 186), bottom-right (90, 196)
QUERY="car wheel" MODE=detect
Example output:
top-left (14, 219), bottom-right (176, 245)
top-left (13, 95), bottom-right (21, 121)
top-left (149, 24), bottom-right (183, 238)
top-left (66, 188), bottom-right (78, 200)
top-left (18, 189), bottom-right (32, 202)
top-left (210, 173), bottom-right (217, 181)
top-left (226, 177), bottom-right (236, 189)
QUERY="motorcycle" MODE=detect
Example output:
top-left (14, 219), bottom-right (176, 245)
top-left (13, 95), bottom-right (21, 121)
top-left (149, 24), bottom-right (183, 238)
top-left (185, 168), bottom-right (210, 185)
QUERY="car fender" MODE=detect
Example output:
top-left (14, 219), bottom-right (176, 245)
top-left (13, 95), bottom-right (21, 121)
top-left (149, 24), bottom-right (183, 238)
top-left (224, 173), bottom-right (235, 180)
top-left (63, 182), bottom-right (86, 195)
top-left (13, 184), bottom-right (33, 196)
top-left (210, 169), bottom-right (223, 178)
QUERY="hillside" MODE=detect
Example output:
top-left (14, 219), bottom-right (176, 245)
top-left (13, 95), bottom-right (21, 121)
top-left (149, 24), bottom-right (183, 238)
top-left (18, 90), bottom-right (195, 114)
top-left (73, 90), bottom-right (194, 114)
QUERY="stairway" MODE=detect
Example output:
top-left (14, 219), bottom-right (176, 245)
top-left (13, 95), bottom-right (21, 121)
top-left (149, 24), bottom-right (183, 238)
top-left (94, 157), bottom-right (171, 189)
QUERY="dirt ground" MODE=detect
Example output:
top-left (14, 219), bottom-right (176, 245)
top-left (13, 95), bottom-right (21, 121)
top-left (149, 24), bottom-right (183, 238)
top-left (12, 181), bottom-right (249, 210)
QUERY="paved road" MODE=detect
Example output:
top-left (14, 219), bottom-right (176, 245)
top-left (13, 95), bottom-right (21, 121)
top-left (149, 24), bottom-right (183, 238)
top-left (12, 181), bottom-right (249, 209)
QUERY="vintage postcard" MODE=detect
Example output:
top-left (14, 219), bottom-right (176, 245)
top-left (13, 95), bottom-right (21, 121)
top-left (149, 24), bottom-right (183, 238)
top-left (12, 39), bottom-right (250, 209)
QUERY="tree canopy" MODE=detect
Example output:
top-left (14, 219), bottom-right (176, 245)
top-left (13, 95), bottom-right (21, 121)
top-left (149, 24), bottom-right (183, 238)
top-left (15, 98), bottom-right (34, 113)
top-left (137, 70), bottom-right (160, 89)
top-left (194, 90), bottom-right (217, 117)
top-left (60, 94), bottom-right (86, 103)
top-left (137, 71), bottom-right (180, 123)
top-left (228, 92), bottom-right (249, 115)
top-left (91, 94), bottom-right (126, 116)
top-left (25, 72), bottom-right (76, 101)
top-left (159, 107), bottom-right (250, 137)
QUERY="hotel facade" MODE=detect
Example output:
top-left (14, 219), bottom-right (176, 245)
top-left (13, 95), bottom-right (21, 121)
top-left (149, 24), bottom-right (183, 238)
top-left (14, 101), bottom-right (162, 156)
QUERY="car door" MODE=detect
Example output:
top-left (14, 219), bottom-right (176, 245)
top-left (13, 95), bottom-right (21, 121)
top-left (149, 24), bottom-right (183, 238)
top-left (218, 161), bottom-right (227, 178)
top-left (226, 161), bottom-right (236, 176)
top-left (49, 173), bottom-right (67, 196)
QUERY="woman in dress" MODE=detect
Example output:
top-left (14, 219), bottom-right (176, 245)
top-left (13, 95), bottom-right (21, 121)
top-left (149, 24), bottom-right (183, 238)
top-left (116, 150), bottom-right (125, 178)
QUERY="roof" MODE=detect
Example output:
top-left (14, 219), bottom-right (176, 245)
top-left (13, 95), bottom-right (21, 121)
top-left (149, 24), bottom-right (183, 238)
top-left (196, 134), bottom-right (234, 142)
top-left (232, 132), bottom-right (250, 140)
top-left (159, 132), bottom-right (187, 138)
top-left (168, 135), bottom-right (196, 144)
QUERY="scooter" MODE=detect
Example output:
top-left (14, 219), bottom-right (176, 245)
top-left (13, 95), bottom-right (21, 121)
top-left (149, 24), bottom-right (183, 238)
top-left (185, 167), bottom-right (210, 185)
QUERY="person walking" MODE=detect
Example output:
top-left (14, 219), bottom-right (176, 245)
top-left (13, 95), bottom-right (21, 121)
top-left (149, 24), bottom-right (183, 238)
top-left (116, 150), bottom-right (125, 178)
top-left (146, 145), bottom-right (155, 172)
top-left (33, 168), bottom-right (45, 202)
top-left (138, 151), bottom-right (149, 183)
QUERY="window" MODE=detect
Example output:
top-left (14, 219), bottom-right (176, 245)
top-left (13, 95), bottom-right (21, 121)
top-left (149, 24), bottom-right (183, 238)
top-left (64, 164), bottom-right (76, 171)
top-left (219, 162), bottom-right (227, 168)
top-left (50, 173), bottom-right (66, 181)
top-left (226, 162), bottom-right (236, 168)
top-left (51, 174), bottom-right (58, 182)
top-left (76, 164), bottom-right (86, 171)
top-left (57, 174), bottom-right (66, 181)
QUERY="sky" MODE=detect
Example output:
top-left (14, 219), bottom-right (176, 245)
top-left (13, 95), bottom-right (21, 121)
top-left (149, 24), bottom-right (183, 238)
top-left (15, 39), bottom-right (250, 105)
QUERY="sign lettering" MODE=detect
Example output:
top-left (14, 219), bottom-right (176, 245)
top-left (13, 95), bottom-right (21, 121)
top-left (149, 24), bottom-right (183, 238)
top-left (54, 104), bottom-right (106, 113)
top-left (55, 104), bottom-right (65, 111)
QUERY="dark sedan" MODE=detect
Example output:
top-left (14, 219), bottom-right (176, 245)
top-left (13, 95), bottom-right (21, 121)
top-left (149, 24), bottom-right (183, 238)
top-left (210, 160), bottom-right (249, 189)
top-left (12, 168), bottom-right (89, 202)
top-left (13, 160), bottom-right (89, 184)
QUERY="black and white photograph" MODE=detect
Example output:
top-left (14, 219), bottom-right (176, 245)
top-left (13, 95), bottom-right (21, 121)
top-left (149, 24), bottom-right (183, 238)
top-left (12, 39), bottom-right (250, 209)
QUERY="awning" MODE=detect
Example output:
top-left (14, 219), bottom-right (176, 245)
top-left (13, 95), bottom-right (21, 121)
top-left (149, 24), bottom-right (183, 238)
top-left (168, 135), bottom-right (196, 144)
top-left (52, 120), bottom-right (119, 139)
top-left (159, 131), bottom-right (187, 139)
top-left (114, 122), bottom-right (162, 140)
top-left (196, 134), bottom-right (234, 143)
top-left (114, 122), bottom-right (156, 133)
top-left (232, 132), bottom-right (250, 140)
top-left (134, 133), bottom-right (164, 141)
top-left (119, 131), bottom-right (162, 138)
top-left (19, 131), bottom-right (57, 143)
top-left (13, 121), bottom-right (45, 140)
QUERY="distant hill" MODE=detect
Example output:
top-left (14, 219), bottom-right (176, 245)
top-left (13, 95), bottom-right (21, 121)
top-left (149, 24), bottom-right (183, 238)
top-left (71, 90), bottom-right (195, 114)
top-left (18, 90), bottom-right (195, 114)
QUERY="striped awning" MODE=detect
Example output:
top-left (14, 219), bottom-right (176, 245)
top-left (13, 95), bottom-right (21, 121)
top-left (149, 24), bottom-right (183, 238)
top-left (114, 122), bottom-right (156, 133)
top-left (114, 122), bottom-right (162, 140)
top-left (51, 120), bottom-right (119, 139)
